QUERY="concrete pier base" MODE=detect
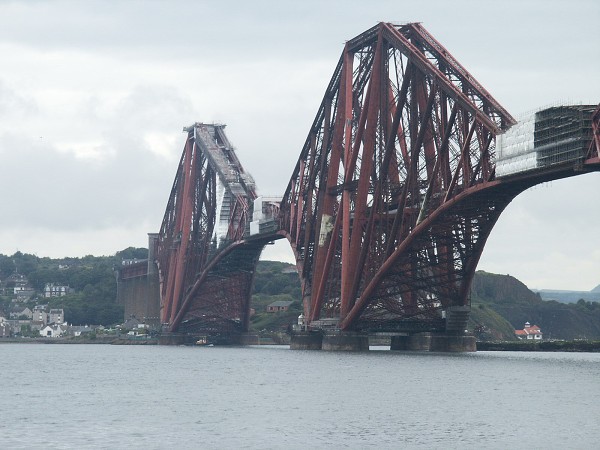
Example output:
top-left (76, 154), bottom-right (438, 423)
top-left (431, 333), bottom-right (476, 352)
top-left (406, 332), bottom-right (433, 351)
top-left (290, 331), bottom-right (323, 350)
top-left (239, 333), bottom-right (260, 345)
top-left (390, 332), bottom-right (476, 352)
top-left (389, 335), bottom-right (410, 351)
top-left (158, 333), bottom-right (186, 345)
top-left (322, 332), bottom-right (369, 352)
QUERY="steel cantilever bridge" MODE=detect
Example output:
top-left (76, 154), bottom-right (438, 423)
top-left (153, 22), bottom-right (600, 348)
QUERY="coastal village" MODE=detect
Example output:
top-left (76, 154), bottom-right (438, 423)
top-left (0, 270), bottom-right (146, 339)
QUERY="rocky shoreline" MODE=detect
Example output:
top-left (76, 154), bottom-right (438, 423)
top-left (477, 340), bottom-right (600, 352)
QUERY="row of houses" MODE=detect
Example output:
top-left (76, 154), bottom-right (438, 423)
top-left (8, 304), bottom-right (64, 323)
top-left (0, 303), bottom-right (67, 337)
top-left (1, 271), bottom-right (73, 302)
top-left (0, 319), bottom-right (97, 338)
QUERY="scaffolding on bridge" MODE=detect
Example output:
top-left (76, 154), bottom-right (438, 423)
top-left (496, 104), bottom-right (596, 177)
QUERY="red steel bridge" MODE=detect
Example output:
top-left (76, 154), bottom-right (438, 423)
top-left (152, 22), bottom-right (599, 348)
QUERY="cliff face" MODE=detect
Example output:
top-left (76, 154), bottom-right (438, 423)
top-left (470, 271), bottom-right (600, 340)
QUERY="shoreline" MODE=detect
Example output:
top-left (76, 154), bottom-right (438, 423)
top-left (476, 340), bottom-right (600, 352)
top-left (0, 336), bottom-right (157, 345)
top-left (2, 337), bottom-right (600, 351)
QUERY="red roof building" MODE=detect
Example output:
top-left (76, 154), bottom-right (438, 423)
top-left (515, 322), bottom-right (543, 340)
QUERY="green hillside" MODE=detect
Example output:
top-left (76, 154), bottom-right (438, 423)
top-left (470, 271), bottom-right (600, 340)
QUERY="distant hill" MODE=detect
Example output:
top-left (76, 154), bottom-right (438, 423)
top-left (534, 289), bottom-right (600, 304)
top-left (471, 271), bottom-right (600, 340)
top-left (591, 284), bottom-right (600, 293)
top-left (469, 272), bottom-right (541, 340)
top-left (471, 271), bottom-right (542, 305)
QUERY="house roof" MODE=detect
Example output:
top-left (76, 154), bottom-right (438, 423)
top-left (515, 324), bottom-right (543, 336)
top-left (9, 305), bottom-right (31, 313)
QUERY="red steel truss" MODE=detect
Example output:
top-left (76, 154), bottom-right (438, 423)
top-left (156, 123), bottom-right (259, 334)
top-left (281, 22), bottom-right (521, 332)
top-left (281, 23), bottom-right (599, 332)
top-left (588, 105), bottom-right (600, 164)
top-left (156, 23), bottom-right (599, 337)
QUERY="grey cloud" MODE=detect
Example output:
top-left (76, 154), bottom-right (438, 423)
top-left (0, 80), bottom-right (38, 117)
top-left (0, 84), bottom-right (195, 232)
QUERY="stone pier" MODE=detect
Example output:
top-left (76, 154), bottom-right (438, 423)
top-left (157, 332), bottom-right (186, 345)
top-left (239, 333), bottom-right (260, 345)
top-left (322, 331), bottom-right (369, 352)
top-left (390, 332), bottom-right (476, 352)
top-left (290, 331), bottom-right (323, 350)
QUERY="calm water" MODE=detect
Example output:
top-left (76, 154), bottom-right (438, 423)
top-left (1, 344), bottom-right (599, 449)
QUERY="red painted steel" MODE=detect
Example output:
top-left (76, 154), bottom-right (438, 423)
top-left (156, 23), bottom-right (600, 337)
top-left (588, 105), bottom-right (600, 164)
top-left (279, 22), bottom-right (599, 332)
top-left (155, 124), bottom-right (261, 334)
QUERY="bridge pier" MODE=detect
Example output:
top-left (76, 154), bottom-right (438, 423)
top-left (390, 332), bottom-right (476, 352)
top-left (389, 335), bottom-right (411, 350)
top-left (322, 331), bottom-right (369, 352)
top-left (290, 330), bottom-right (370, 351)
top-left (157, 332), bottom-right (186, 345)
top-left (290, 331), bottom-right (323, 350)
top-left (239, 333), bottom-right (260, 345)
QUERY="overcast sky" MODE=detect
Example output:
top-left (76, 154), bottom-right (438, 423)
top-left (0, 0), bottom-right (598, 291)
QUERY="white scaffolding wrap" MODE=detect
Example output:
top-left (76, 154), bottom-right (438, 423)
top-left (213, 178), bottom-right (230, 246)
top-left (496, 113), bottom-right (536, 176)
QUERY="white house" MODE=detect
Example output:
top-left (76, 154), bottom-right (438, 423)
top-left (44, 283), bottom-right (72, 298)
top-left (0, 321), bottom-right (10, 337)
top-left (39, 324), bottom-right (67, 338)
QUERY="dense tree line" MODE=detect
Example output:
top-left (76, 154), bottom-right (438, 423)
top-left (0, 248), bottom-right (147, 326)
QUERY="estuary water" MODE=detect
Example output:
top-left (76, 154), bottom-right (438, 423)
top-left (1, 343), bottom-right (599, 449)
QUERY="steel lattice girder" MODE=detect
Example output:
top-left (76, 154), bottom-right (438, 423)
top-left (155, 124), bottom-right (258, 332)
top-left (588, 105), bottom-right (600, 163)
top-left (279, 22), bottom-right (518, 331)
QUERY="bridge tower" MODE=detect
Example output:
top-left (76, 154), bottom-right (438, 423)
top-left (155, 123), bottom-right (267, 342)
top-left (280, 22), bottom-right (571, 350)
top-left (153, 23), bottom-right (599, 350)
top-left (282, 23), bottom-right (599, 350)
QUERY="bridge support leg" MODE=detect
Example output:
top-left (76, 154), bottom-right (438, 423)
top-left (290, 331), bottom-right (323, 350)
top-left (239, 333), bottom-right (260, 345)
top-left (322, 331), bottom-right (369, 352)
top-left (431, 333), bottom-right (476, 352)
top-left (158, 332), bottom-right (186, 345)
top-left (390, 335), bottom-right (410, 350)
top-left (391, 332), bottom-right (475, 352)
